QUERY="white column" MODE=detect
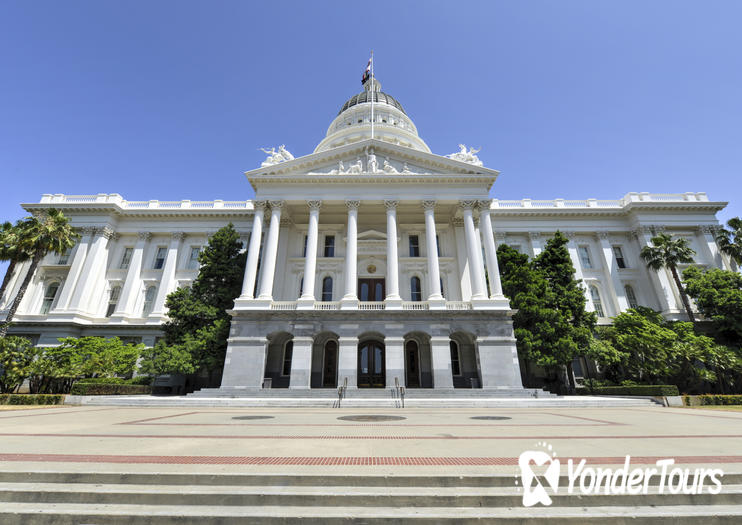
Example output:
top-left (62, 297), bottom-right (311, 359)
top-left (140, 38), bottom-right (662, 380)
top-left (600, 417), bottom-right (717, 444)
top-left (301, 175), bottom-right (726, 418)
top-left (698, 225), bottom-right (727, 270)
top-left (385, 336), bottom-right (405, 387)
top-left (54, 228), bottom-right (93, 311)
top-left (460, 201), bottom-right (487, 300)
top-left (384, 200), bottom-right (402, 307)
top-left (289, 336), bottom-right (313, 389)
top-left (529, 232), bottom-right (543, 257)
top-left (256, 200), bottom-right (283, 301)
top-left (337, 336), bottom-right (358, 388)
top-left (478, 201), bottom-right (504, 298)
top-left (422, 200), bottom-right (444, 307)
top-left (596, 232), bottom-right (629, 313)
top-left (341, 200), bottom-right (360, 308)
top-left (239, 201), bottom-right (266, 299)
top-left (430, 336), bottom-right (454, 389)
top-left (113, 232), bottom-right (150, 318)
top-left (633, 226), bottom-right (678, 314)
top-left (565, 232), bottom-right (593, 309)
top-left (152, 232), bottom-right (184, 316)
top-left (298, 201), bottom-right (321, 308)
top-left (68, 226), bottom-right (114, 313)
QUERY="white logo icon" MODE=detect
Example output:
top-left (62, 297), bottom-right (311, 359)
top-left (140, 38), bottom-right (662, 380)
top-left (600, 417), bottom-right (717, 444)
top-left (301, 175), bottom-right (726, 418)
top-left (518, 445), bottom-right (560, 507)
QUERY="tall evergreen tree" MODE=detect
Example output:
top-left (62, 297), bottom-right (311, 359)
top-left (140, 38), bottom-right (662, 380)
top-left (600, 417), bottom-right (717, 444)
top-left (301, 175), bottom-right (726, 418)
top-left (162, 223), bottom-right (246, 381)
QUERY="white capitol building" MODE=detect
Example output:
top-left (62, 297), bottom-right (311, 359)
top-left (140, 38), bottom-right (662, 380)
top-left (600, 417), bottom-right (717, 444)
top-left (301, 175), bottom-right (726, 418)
top-left (0, 76), bottom-right (732, 393)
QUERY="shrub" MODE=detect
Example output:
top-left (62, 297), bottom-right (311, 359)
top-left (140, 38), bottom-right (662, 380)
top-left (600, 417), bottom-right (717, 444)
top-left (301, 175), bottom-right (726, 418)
top-left (576, 385), bottom-right (679, 396)
top-left (684, 394), bottom-right (742, 406)
top-left (75, 377), bottom-right (152, 386)
top-left (70, 383), bottom-right (151, 396)
top-left (0, 394), bottom-right (64, 405)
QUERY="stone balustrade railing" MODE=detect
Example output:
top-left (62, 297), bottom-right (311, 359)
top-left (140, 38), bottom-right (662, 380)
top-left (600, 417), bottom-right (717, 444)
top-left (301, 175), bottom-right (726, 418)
top-left (38, 194), bottom-right (251, 210)
top-left (491, 192), bottom-right (710, 209)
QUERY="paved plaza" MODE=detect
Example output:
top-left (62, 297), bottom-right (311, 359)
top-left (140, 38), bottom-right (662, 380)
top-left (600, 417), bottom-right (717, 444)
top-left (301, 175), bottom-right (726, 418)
top-left (1, 405), bottom-right (741, 475)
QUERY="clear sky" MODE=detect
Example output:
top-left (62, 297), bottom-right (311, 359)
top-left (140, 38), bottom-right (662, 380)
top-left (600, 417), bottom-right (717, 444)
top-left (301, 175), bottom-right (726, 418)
top-left (1, 0), bottom-right (741, 278)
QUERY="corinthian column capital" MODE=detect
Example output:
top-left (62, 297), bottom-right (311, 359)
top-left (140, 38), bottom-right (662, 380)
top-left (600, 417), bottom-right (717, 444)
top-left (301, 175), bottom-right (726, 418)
top-left (307, 200), bottom-right (322, 211)
top-left (384, 199), bottom-right (398, 210)
top-left (421, 200), bottom-right (436, 211)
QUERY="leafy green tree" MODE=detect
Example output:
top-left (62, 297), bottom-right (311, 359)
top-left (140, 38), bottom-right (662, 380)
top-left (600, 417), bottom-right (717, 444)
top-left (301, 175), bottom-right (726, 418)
top-left (162, 224), bottom-right (246, 382)
top-left (0, 336), bottom-right (35, 393)
top-left (0, 221), bottom-right (31, 304)
top-left (683, 266), bottom-right (742, 345)
top-left (139, 341), bottom-right (196, 377)
top-left (0, 209), bottom-right (79, 337)
top-left (498, 233), bottom-right (596, 392)
top-left (28, 344), bottom-right (86, 394)
top-left (640, 232), bottom-right (697, 322)
top-left (715, 217), bottom-right (742, 267)
top-left (56, 336), bottom-right (143, 378)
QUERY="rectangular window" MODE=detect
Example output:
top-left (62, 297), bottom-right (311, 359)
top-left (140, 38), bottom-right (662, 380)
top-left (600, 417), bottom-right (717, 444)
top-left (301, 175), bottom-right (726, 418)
top-left (409, 235), bottom-right (420, 257)
top-left (578, 245), bottom-right (593, 269)
top-left (57, 248), bottom-right (71, 265)
top-left (302, 235), bottom-right (308, 257)
top-left (153, 247), bottom-right (167, 269)
top-left (119, 248), bottom-right (133, 270)
top-left (186, 247), bottom-right (201, 270)
top-left (613, 246), bottom-right (627, 269)
top-left (282, 342), bottom-right (293, 376)
top-left (324, 235), bottom-right (335, 257)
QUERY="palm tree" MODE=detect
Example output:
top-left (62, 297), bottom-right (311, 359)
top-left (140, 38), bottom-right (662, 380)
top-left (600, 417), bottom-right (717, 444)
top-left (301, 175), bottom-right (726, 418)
top-left (715, 217), bottom-right (742, 268)
top-left (640, 232), bottom-right (697, 322)
top-left (0, 221), bottom-right (31, 307)
top-left (0, 209), bottom-right (78, 338)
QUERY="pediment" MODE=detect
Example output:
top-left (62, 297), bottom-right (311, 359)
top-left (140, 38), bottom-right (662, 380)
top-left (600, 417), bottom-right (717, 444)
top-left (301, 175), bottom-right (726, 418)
top-left (245, 139), bottom-right (499, 180)
top-left (358, 229), bottom-right (387, 241)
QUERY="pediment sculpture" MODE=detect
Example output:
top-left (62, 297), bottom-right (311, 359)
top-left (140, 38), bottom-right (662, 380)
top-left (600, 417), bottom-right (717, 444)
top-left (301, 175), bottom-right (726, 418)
top-left (447, 144), bottom-right (483, 167)
top-left (260, 145), bottom-right (295, 167)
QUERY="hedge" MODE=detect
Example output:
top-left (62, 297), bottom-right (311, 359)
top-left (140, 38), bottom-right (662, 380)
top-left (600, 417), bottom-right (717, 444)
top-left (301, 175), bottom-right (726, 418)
top-left (683, 395), bottom-right (742, 406)
top-left (0, 394), bottom-right (65, 405)
top-left (75, 377), bottom-right (152, 386)
top-left (70, 383), bottom-right (151, 396)
top-left (577, 385), bottom-right (680, 397)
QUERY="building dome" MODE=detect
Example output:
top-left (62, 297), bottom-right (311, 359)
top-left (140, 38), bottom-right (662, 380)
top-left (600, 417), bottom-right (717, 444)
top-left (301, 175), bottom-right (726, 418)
top-left (314, 77), bottom-right (430, 154)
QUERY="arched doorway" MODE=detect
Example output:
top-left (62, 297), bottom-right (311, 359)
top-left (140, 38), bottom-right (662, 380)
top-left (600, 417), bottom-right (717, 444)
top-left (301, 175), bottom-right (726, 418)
top-left (405, 340), bottom-right (420, 388)
top-left (358, 340), bottom-right (385, 388)
top-left (322, 340), bottom-right (338, 387)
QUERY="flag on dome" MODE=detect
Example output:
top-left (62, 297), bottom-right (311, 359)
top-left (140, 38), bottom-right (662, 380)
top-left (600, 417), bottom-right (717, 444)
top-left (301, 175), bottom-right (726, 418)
top-left (362, 54), bottom-right (372, 85)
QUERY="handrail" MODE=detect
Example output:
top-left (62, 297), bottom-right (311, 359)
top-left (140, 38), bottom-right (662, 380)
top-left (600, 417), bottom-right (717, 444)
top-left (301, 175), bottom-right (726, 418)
top-left (394, 377), bottom-right (405, 409)
top-left (335, 377), bottom-right (347, 408)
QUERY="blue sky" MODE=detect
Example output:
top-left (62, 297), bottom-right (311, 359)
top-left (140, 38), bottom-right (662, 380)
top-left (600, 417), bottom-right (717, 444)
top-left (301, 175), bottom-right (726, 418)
top-left (1, 0), bottom-right (741, 277)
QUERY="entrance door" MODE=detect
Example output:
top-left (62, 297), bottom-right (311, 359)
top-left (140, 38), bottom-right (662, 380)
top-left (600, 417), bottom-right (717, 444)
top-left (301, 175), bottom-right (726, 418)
top-left (405, 340), bottom-right (421, 388)
top-left (358, 279), bottom-right (385, 301)
top-left (358, 341), bottom-right (385, 388)
top-left (322, 341), bottom-right (338, 387)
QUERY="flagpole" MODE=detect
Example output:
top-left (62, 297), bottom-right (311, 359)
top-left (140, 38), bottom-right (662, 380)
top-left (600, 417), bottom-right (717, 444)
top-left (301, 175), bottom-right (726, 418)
top-left (370, 50), bottom-right (374, 141)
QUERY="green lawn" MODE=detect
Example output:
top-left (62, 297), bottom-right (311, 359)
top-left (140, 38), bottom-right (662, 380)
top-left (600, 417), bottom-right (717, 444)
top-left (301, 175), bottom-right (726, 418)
top-left (683, 405), bottom-right (742, 412)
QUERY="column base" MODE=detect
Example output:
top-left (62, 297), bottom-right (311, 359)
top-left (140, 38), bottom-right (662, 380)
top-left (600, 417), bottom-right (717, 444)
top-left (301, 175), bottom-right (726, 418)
top-left (384, 296), bottom-right (403, 310)
top-left (427, 297), bottom-right (446, 310)
top-left (233, 297), bottom-right (273, 310)
top-left (471, 296), bottom-right (511, 310)
top-left (296, 297), bottom-right (316, 310)
top-left (339, 296), bottom-right (359, 310)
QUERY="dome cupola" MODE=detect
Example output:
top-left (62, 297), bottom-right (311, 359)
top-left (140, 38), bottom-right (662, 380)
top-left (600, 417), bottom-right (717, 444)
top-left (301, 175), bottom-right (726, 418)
top-left (314, 76), bottom-right (430, 153)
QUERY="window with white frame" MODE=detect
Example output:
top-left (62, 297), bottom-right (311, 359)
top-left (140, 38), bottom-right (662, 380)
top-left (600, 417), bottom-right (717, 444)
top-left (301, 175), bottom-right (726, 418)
top-left (186, 246), bottom-right (201, 270)
top-left (409, 235), bottom-right (420, 257)
top-left (449, 340), bottom-right (461, 376)
top-left (613, 246), bottom-right (627, 269)
top-left (40, 282), bottom-right (59, 314)
top-left (57, 248), bottom-right (71, 265)
top-left (323, 235), bottom-right (335, 257)
top-left (153, 247), bottom-right (167, 269)
top-left (578, 245), bottom-right (593, 269)
top-left (106, 285), bottom-right (121, 317)
top-left (282, 341), bottom-right (294, 376)
top-left (322, 276), bottom-right (333, 301)
top-left (590, 285), bottom-right (604, 317)
top-left (624, 285), bottom-right (639, 309)
top-left (119, 248), bottom-right (133, 270)
top-left (142, 285), bottom-right (157, 316)
top-left (410, 276), bottom-right (422, 301)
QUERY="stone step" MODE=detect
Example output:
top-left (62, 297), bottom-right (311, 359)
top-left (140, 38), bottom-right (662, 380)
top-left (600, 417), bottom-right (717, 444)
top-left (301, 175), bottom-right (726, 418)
top-left (2, 502), bottom-right (742, 524)
top-left (1, 482), bottom-right (740, 508)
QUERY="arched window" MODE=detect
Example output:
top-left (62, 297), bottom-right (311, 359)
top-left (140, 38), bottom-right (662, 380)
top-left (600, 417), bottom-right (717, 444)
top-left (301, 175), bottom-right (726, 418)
top-left (106, 285), bottom-right (121, 317)
top-left (142, 286), bottom-right (157, 317)
top-left (449, 340), bottom-right (461, 376)
top-left (40, 283), bottom-right (59, 314)
top-left (590, 285), bottom-right (604, 317)
top-left (322, 276), bottom-right (333, 301)
top-left (624, 285), bottom-right (639, 309)
top-left (410, 276), bottom-right (422, 301)
top-left (282, 341), bottom-right (294, 376)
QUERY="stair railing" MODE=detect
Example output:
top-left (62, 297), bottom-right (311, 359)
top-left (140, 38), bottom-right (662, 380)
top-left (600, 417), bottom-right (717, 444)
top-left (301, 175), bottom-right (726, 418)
top-left (335, 377), bottom-right (347, 408)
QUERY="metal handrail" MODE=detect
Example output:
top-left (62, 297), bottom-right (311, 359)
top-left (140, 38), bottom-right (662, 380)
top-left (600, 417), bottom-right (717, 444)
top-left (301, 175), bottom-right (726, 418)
top-left (394, 377), bottom-right (405, 409)
top-left (335, 377), bottom-right (347, 408)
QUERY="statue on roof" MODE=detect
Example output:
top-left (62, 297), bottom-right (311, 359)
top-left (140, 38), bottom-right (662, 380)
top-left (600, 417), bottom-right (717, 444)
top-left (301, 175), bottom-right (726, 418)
top-left (446, 144), bottom-right (483, 167)
top-left (260, 145), bottom-right (294, 167)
